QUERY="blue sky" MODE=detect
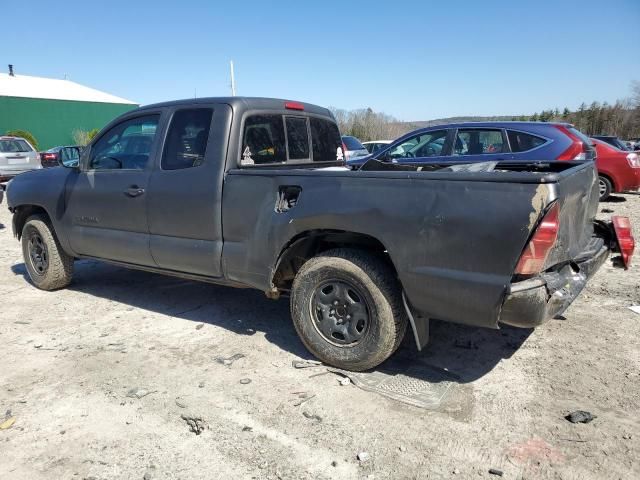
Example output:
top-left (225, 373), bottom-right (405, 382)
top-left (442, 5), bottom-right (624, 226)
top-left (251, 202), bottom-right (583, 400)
top-left (5, 0), bottom-right (640, 121)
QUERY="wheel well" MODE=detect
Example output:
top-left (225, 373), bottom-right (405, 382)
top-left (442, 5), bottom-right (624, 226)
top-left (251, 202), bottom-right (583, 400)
top-left (598, 172), bottom-right (616, 192)
top-left (12, 205), bottom-right (49, 239)
top-left (272, 230), bottom-right (397, 291)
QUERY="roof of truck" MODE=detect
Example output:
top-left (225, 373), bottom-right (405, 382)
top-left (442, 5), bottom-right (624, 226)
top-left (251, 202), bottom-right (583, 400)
top-left (137, 96), bottom-right (333, 116)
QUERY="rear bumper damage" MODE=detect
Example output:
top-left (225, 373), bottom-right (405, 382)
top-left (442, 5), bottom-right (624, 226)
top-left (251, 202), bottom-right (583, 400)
top-left (499, 239), bottom-right (610, 328)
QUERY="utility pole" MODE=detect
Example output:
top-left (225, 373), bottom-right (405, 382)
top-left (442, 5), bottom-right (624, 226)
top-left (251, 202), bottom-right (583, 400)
top-left (230, 60), bottom-right (236, 96)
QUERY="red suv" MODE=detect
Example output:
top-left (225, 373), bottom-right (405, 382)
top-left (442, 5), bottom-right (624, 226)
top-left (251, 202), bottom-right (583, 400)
top-left (592, 138), bottom-right (640, 200)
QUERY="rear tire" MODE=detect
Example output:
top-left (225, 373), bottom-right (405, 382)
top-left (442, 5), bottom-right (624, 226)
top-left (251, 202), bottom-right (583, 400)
top-left (21, 215), bottom-right (73, 290)
top-left (290, 248), bottom-right (407, 371)
top-left (598, 175), bottom-right (612, 201)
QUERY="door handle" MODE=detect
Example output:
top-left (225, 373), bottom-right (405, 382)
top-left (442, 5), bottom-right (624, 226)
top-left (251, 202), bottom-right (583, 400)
top-left (125, 186), bottom-right (145, 197)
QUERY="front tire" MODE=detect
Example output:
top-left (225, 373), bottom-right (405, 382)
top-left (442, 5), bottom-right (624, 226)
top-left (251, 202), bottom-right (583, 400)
top-left (598, 175), bottom-right (612, 201)
top-left (290, 248), bottom-right (407, 371)
top-left (21, 215), bottom-right (74, 290)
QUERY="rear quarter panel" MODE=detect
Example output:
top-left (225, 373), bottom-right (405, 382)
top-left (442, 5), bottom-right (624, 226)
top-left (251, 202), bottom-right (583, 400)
top-left (222, 169), bottom-right (548, 328)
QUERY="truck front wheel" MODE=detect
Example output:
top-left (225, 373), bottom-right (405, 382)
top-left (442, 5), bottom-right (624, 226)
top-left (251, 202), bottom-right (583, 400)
top-left (290, 248), bottom-right (407, 371)
top-left (21, 215), bottom-right (74, 290)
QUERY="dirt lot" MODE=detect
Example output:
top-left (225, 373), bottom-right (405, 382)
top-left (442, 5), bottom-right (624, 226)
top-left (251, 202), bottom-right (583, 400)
top-left (1, 193), bottom-right (639, 480)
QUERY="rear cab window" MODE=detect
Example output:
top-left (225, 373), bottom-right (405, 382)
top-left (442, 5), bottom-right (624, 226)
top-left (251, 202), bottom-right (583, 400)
top-left (241, 114), bottom-right (342, 166)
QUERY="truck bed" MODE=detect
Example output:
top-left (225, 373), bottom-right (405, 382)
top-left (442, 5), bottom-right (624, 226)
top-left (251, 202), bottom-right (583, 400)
top-left (222, 160), bottom-right (600, 329)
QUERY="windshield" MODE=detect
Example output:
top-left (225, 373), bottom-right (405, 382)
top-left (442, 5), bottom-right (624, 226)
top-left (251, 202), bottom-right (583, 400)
top-left (0, 139), bottom-right (33, 153)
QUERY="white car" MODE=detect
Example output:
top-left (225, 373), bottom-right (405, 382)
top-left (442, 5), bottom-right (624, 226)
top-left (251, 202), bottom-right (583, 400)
top-left (0, 136), bottom-right (41, 181)
top-left (362, 140), bottom-right (392, 154)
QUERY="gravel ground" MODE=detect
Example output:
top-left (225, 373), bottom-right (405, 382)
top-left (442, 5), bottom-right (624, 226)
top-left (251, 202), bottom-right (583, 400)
top-left (0, 192), bottom-right (639, 480)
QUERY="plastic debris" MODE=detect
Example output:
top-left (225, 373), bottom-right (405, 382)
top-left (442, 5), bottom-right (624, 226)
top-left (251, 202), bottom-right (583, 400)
top-left (126, 388), bottom-right (155, 399)
top-left (565, 410), bottom-right (596, 424)
top-left (292, 359), bottom-right (322, 369)
top-left (0, 417), bottom-right (16, 430)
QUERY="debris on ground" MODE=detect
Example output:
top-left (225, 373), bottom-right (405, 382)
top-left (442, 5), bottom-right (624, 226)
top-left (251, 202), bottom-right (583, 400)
top-left (302, 411), bottom-right (322, 422)
top-left (488, 468), bottom-right (504, 476)
top-left (0, 416), bottom-right (16, 430)
top-left (198, 381), bottom-right (205, 388)
top-left (629, 305), bottom-right (640, 315)
top-left (195, 323), bottom-right (204, 330)
top-left (216, 353), bottom-right (245, 366)
top-left (175, 398), bottom-right (187, 408)
top-left (565, 410), bottom-right (597, 424)
top-left (181, 414), bottom-right (206, 435)
top-left (399, 446), bottom-right (406, 452)
top-left (357, 452), bottom-right (370, 463)
top-left (14, 321), bottom-right (30, 325)
top-left (291, 392), bottom-right (315, 407)
top-left (126, 388), bottom-right (156, 399)
top-left (239, 378), bottom-right (252, 385)
top-left (339, 377), bottom-right (351, 386)
top-left (292, 359), bottom-right (322, 369)
top-left (242, 426), bottom-right (252, 432)
top-left (601, 208), bottom-right (614, 213)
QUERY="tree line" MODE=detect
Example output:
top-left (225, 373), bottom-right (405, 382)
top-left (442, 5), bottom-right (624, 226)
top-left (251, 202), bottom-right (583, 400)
top-left (333, 81), bottom-right (640, 142)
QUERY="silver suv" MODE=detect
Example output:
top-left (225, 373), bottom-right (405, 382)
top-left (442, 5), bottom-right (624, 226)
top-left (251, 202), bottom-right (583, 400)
top-left (0, 136), bottom-right (41, 181)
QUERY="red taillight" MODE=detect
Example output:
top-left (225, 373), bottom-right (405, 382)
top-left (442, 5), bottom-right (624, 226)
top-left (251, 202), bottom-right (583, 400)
top-left (284, 101), bottom-right (304, 111)
top-left (41, 153), bottom-right (56, 160)
top-left (612, 216), bottom-right (635, 269)
top-left (515, 202), bottom-right (560, 275)
top-left (555, 125), bottom-right (588, 161)
top-left (626, 153), bottom-right (640, 168)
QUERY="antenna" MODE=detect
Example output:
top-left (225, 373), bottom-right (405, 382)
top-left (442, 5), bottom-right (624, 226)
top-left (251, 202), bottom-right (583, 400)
top-left (230, 60), bottom-right (236, 96)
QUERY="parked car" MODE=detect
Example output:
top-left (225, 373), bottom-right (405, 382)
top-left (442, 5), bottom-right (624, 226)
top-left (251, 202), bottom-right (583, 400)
top-left (0, 136), bottom-right (41, 181)
top-left (347, 122), bottom-right (596, 167)
top-left (592, 138), bottom-right (640, 200)
top-left (341, 135), bottom-right (370, 162)
top-left (362, 140), bottom-right (392, 154)
top-left (6, 97), bottom-right (633, 371)
top-left (40, 145), bottom-right (83, 168)
top-left (592, 135), bottom-right (630, 151)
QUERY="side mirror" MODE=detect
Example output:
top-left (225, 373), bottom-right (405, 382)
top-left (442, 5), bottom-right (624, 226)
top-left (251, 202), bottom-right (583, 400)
top-left (59, 147), bottom-right (83, 169)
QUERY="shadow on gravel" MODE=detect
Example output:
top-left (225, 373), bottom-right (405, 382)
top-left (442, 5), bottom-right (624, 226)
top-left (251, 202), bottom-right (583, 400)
top-left (602, 195), bottom-right (627, 203)
top-left (11, 260), bottom-right (531, 384)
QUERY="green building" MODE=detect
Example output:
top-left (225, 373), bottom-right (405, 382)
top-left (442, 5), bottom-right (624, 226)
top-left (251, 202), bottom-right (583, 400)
top-left (0, 68), bottom-right (137, 150)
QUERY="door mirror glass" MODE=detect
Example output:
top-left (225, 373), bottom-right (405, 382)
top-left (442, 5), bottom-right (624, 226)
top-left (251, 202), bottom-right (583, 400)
top-left (59, 146), bottom-right (81, 168)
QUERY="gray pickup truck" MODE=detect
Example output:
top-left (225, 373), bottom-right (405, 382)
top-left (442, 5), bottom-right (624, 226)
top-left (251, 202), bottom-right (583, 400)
top-left (5, 97), bottom-right (634, 371)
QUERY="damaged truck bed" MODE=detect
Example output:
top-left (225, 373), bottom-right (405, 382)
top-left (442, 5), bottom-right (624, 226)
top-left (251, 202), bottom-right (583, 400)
top-left (6, 97), bottom-right (633, 371)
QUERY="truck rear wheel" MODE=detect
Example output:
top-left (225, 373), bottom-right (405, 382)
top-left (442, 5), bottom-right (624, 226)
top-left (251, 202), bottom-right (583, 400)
top-left (21, 215), bottom-right (74, 290)
top-left (290, 248), bottom-right (407, 371)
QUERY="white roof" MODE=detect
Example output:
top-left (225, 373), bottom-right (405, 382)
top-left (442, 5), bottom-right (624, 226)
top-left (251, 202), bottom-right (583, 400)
top-left (0, 72), bottom-right (137, 105)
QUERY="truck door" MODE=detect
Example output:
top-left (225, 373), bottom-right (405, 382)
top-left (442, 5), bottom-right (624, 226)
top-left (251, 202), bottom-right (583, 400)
top-left (64, 113), bottom-right (162, 266)
top-left (146, 104), bottom-right (230, 277)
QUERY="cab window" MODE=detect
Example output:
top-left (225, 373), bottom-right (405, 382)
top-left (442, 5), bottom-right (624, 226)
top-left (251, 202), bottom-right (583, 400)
top-left (162, 109), bottom-right (213, 170)
top-left (89, 115), bottom-right (159, 170)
